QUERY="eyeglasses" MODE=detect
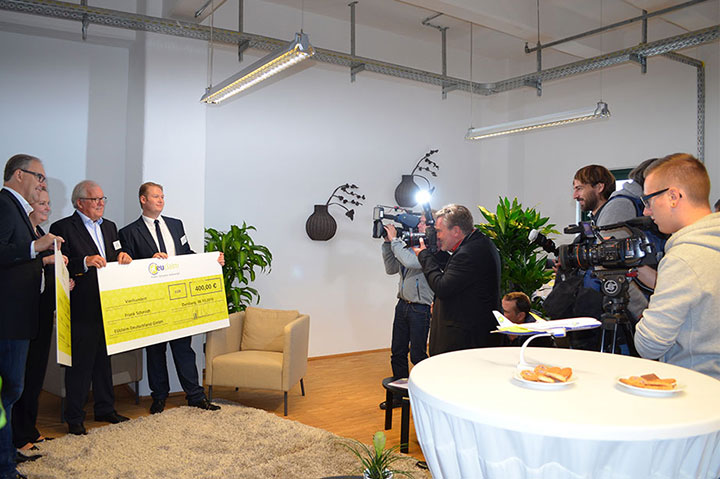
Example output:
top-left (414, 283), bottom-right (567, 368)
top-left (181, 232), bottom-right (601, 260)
top-left (641, 188), bottom-right (669, 208)
top-left (79, 196), bottom-right (108, 204)
top-left (20, 169), bottom-right (46, 184)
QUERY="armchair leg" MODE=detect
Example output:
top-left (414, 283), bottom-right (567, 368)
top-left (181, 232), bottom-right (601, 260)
top-left (207, 385), bottom-right (213, 401)
top-left (300, 378), bottom-right (305, 396)
top-left (284, 392), bottom-right (288, 416)
top-left (134, 381), bottom-right (140, 404)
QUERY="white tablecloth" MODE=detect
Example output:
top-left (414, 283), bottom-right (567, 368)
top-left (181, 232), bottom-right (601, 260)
top-left (409, 347), bottom-right (720, 479)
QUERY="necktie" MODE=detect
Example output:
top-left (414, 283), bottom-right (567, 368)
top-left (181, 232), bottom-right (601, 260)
top-left (154, 219), bottom-right (167, 253)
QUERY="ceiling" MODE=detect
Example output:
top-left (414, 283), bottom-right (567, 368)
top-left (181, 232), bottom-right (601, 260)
top-left (256, 0), bottom-right (719, 61)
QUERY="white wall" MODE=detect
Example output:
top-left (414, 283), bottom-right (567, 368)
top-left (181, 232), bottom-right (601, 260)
top-left (1, 2), bottom-right (718, 371)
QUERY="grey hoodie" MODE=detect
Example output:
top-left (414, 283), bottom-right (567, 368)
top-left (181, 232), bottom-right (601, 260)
top-left (381, 238), bottom-right (434, 305)
top-left (635, 212), bottom-right (720, 380)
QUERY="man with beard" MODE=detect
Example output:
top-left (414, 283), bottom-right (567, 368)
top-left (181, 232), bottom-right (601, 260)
top-left (572, 164), bottom-right (616, 223)
top-left (546, 165), bottom-right (616, 350)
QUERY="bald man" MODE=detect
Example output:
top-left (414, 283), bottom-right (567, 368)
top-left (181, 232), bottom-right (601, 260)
top-left (634, 153), bottom-right (720, 380)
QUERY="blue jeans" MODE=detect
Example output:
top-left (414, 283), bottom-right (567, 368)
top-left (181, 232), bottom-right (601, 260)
top-left (0, 338), bottom-right (30, 478)
top-left (390, 300), bottom-right (431, 380)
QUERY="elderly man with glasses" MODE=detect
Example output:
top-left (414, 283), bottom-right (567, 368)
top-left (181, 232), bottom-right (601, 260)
top-left (49, 180), bottom-right (133, 436)
top-left (634, 153), bottom-right (720, 380)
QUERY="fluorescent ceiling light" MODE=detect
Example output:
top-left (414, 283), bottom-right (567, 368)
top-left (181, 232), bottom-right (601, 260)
top-left (201, 32), bottom-right (315, 104)
top-left (465, 101), bottom-right (610, 140)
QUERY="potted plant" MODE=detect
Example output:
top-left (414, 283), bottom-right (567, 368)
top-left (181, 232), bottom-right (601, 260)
top-left (340, 431), bottom-right (414, 479)
top-left (204, 222), bottom-right (272, 313)
top-left (476, 197), bottom-right (558, 310)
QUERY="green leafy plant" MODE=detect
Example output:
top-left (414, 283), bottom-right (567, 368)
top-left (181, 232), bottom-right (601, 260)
top-left (204, 223), bottom-right (272, 313)
top-left (339, 431), bottom-right (414, 479)
top-left (476, 197), bottom-right (558, 309)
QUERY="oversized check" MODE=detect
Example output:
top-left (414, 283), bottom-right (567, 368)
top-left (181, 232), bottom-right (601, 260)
top-left (54, 239), bottom-right (72, 366)
top-left (96, 252), bottom-right (229, 355)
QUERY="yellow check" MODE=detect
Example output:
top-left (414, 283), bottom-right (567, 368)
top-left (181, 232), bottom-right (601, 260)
top-left (96, 252), bottom-right (229, 355)
top-left (54, 239), bottom-right (72, 366)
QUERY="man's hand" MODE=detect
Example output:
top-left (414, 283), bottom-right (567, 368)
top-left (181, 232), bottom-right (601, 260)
top-left (552, 258), bottom-right (561, 274)
top-left (86, 255), bottom-right (107, 269)
top-left (152, 252), bottom-right (168, 259)
top-left (636, 265), bottom-right (657, 289)
top-left (217, 252), bottom-right (225, 266)
top-left (35, 233), bottom-right (63, 252)
top-left (117, 252), bottom-right (132, 265)
top-left (412, 237), bottom-right (427, 256)
top-left (42, 254), bottom-right (68, 266)
top-left (383, 224), bottom-right (397, 242)
top-left (69, 278), bottom-right (75, 291)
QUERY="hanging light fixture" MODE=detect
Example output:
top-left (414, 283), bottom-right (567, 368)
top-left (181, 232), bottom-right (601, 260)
top-left (201, 32), bottom-right (315, 104)
top-left (464, 101), bottom-right (610, 140)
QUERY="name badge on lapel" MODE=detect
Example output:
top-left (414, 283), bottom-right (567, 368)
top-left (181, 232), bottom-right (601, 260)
top-left (113, 240), bottom-right (121, 251)
top-left (180, 235), bottom-right (188, 245)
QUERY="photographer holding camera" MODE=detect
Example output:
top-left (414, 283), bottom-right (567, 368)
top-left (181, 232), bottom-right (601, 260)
top-left (380, 216), bottom-right (435, 410)
top-left (634, 153), bottom-right (720, 380)
top-left (415, 204), bottom-right (502, 355)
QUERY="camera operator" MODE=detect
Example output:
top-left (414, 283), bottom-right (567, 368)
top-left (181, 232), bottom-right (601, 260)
top-left (550, 164), bottom-right (656, 351)
top-left (634, 153), bottom-right (720, 380)
top-left (379, 217), bottom-right (434, 410)
top-left (414, 204), bottom-right (501, 355)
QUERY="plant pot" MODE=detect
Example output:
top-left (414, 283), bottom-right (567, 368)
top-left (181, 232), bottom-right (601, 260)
top-left (363, 469), bottom-right (393, 479)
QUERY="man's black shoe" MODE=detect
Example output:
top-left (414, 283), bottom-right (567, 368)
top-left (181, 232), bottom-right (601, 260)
top-left (94, 411), bottom-right (130, 424)
top-left (15, 451), bottom-right (42, 463)
top-left (379, 399), bottom-right (403, 410)
top-left (150, 398), bottom-right (166, 414)
top-left (188, 398), bottom-right (220, 411)
top-left (67, 422), bottom-right (87, 435)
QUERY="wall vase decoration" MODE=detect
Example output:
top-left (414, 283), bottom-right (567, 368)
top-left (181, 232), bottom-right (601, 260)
top-left (305, 205), bottom-right (337, 241)
top-left (393, 149), bottom-right (440, 208)
top-left (394, 174), bottom-right (420, 208)
top-left (305, 184), bottom-right (365, 241)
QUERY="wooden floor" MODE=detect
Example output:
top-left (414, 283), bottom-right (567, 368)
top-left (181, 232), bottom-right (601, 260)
top-left (36, 349), bottom-right (426, 461)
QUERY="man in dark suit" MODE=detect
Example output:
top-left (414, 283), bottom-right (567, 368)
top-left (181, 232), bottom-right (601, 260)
top-left (119, 182), bottom-right (221, 414)
top-left (49, 180), bottom-right (132, 435)
top-left (415, 204), bottom-right (501, 355)
top-left (1, 154), bottom-right (61, 479)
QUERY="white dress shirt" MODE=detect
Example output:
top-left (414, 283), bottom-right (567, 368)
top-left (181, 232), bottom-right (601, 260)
top-left (141, 215), bottom-right (176, 257)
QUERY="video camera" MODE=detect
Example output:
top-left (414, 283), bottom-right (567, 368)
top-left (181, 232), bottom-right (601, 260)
top-left (558, 217), bottom-right (661, 270)
top-left (373, 202), bottom-right (437, 250)
top-left (372, 206), bottom-right (425, 247)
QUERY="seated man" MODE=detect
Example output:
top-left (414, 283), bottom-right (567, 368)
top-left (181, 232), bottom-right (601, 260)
top-left (501, 292), bottom-right (552, 347)
top-left (634, 153), bottom-right (720, 380)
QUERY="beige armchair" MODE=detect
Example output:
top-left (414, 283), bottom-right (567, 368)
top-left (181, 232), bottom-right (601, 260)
top-left (43, 322), bottom-right (143, 422)
top-left (205, 307), bottom-right (310, 416)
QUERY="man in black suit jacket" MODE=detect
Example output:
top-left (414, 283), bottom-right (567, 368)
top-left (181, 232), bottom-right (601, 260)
top-left (49, 180), bottom-right (132, 435)
top-left (1, 154), bottom-right (61, 478)
top-left (119, 182), bottom-right (221, 414)
top-left (416, 204), bottom-right (501, 355)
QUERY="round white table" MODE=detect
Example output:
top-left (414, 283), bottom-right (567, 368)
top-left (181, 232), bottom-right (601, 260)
top-left (409, 347), bottom-right (720, 479)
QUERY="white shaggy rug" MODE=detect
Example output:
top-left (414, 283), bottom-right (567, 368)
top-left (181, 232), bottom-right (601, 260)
top-left (19, 400), bottom-right (430, 479)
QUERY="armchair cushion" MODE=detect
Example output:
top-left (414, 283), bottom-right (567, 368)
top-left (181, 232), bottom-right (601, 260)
top-left (242, 307), bottom-right (299, 352)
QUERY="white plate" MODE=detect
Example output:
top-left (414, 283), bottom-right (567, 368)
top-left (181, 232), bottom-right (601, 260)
top-left (512, 370), bottom-right (576, 390)
top-left (616, 377), bottom-right (684, 397)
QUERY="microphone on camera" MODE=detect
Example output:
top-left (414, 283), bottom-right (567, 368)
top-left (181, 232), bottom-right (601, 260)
top-left (528, 229), bottom-right (559, 256)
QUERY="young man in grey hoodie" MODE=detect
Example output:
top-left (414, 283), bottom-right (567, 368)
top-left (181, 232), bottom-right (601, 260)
top-left (380, 217), bottom-right (434, 409)
top-left (634, 153), bottom-right (720, 380)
